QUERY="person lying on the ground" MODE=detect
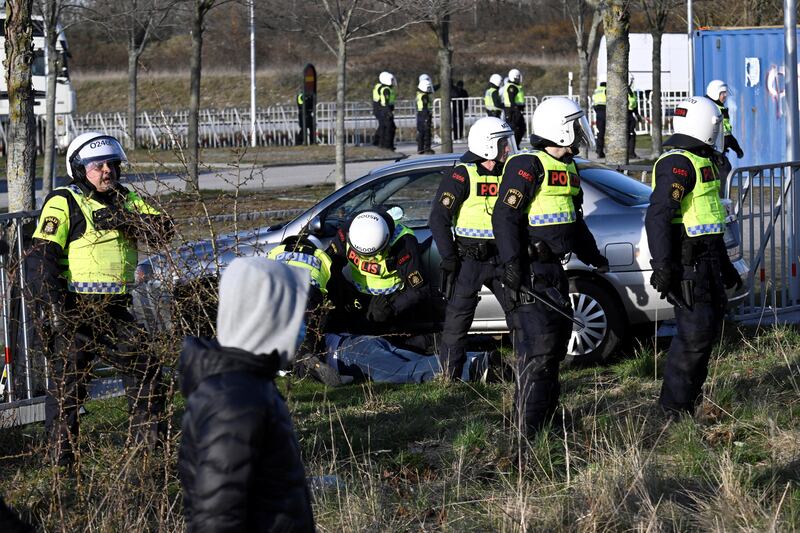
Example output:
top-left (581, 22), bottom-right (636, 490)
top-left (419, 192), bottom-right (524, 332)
top-left (297, 333), bottom-right (509, 385)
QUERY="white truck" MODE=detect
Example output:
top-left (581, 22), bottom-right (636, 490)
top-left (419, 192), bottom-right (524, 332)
top-left (596, 33), bottom-right (690, 93)
top-left (0, 11), bottom-right (77, 150)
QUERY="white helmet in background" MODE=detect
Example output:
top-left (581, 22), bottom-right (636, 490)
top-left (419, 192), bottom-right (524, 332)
top-left (418, 79), bottom-right (433, 93)
top-left (706, 79), bottom-right (728, 102)
top-left (66, 131), bottom-right (127, 179)
top-left (419, 73), bottom-right (432, 83)
top-left (489, 73), bottom-right (502, 87)
top-left (532, 97), bottom-right (595, 150)
top-left (379, 71), bottom-right (394, 86)
top-left (672, 96), bottom-right (724, 151)
top-left (508, 68), bottom-right (522, 83)
top-left (464, 117), bottom-right (518, 162)
top-left (348, 210), bottom-right (393, 257)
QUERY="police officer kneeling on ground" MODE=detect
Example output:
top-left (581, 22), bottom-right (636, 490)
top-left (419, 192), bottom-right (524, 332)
top-left (27, 132), bottom-right (172, 465)
top-left (492, 97), bottom-right (609, 439)
top-left (327, 208), bottom-right (427, 333)
top-left (645, 97), bottom-right (742, 418)
top-left (429, 117), bottom-right (517, 379)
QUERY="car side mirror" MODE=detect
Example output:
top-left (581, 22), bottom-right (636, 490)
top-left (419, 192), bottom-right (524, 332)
top-left (308, 214), bottom-right (324, 236)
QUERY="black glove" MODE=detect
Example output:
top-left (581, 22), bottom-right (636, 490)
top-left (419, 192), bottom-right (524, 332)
top-left (440, 257), bottom-right (459, 275)
top-left (593, 255), bottom-right (610, 274)
top-left (503, 262), bottom-right (522, 292)
top-left (721, 261), bottom-right (743, 290)
top-left (735, 147), bottom-right (744, 159)
top-left (650, 267), bottom-right (672, 294)
top-left (366, 296), bottom-right (394, 322)
top-left (93, 205), bottom-right (131, 231)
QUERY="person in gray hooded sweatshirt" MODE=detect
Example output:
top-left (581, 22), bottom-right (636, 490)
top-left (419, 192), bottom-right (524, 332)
top-left (178, 257), bottom-right (314, 533)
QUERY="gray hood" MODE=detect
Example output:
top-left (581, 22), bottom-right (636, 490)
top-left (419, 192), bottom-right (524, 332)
top-left (217, 257), bottom-right (310, 368)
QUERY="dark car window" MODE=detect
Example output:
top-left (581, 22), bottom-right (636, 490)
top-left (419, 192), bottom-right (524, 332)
top-left (323, 168), bottom-right (447, 231)
top-left (579, 165), bottom-right (652, 206)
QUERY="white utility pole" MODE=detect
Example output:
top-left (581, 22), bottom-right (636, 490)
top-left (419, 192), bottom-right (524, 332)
top-left (785, 0), bottom-right (800, 303)
top-left (249, 0), bottom-right (256, 147)
top-left (687, 0), bottom-right (694, 95)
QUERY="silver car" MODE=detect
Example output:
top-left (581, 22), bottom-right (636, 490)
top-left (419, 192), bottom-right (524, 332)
top-left (134, 154), bottom-right (749, 363)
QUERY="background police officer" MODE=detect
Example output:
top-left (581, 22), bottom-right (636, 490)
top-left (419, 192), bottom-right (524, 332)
top-left (296, 88), bottom-right (315, 145)
top-left (706, 79), bottom-right (744, 192)
top-left (484, 74), bottom-right (503, 118)
top-left (645, 97), bottom-right (742, 418)
top-left (416, 78), bottom-right (435, 154)
top-left (429, 117), bottom-right (517, 379)
top-left (627, 82), bottom-right (641, 158)
top-left (592, 82), bottom-right (607, 158)
top-left (327, 208), bottom-right (427, 332)
top-left (501, 68), bottom-right (526, 146)
top-left (372, 71), bottom-right (397, 151)
top-left (27, 132), bottom-right (172, 464)
top-left (492, 97), bottom-right (608, 438)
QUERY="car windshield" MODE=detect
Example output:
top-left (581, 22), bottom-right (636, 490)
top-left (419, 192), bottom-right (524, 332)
top-left (321, 168), bottom-right (446, 232)
top-left (579, 165), bottom-right (652, 206)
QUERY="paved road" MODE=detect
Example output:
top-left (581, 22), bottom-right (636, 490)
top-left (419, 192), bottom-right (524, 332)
top-left (0, 141), bottom-right (445, 209)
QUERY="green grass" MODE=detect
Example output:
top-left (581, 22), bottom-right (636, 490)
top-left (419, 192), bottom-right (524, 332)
top-left (2, 325), bottom-right (799, 530)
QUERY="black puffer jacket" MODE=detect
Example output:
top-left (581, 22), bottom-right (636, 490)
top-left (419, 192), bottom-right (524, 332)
top-left (178, 336), bottom-right (315, 533)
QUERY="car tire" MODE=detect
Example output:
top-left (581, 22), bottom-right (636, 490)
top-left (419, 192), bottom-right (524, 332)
top-left (565, 277), bottom-right (626, 365)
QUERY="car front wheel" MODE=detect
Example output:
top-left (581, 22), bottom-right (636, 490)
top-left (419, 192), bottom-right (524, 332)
top-left (566, 277), bottom-right (626, 364)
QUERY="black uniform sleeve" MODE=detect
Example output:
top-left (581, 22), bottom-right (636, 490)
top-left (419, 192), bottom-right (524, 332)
top-left (492, 154), bottom-right (542, 264)
top-left (388, 234), bottom-right (427, 313)
top-left (492, 90), bottom-right (503, 110)
top-left (428, 165), bottom-right (471, 263)
top-left (381, 87), bottom-right (394, 111)
top-left (725, 134), bottom-right (744, 157)
top-left (645, 153), bottom-right (696, 268)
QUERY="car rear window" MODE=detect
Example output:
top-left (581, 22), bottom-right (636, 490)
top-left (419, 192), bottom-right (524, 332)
top-left (579, 165), bottom-right (652, 207)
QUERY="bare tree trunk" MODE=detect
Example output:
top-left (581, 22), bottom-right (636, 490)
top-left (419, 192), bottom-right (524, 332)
top-left (602, 1), bottom-right (630, 166)
top-left (583, 10), bottom-right (603, 111)
top-left (437, 14), bottom-right (453, 154)
top-left (651, 30), bottom-right (663, 155)
top-left (5, 0), bottom-right (37, 211)
top-left (186, 1), bottom-right (204, 193)
top-left (42, 13), bottom-right (58, 196)
top-left (127, 50), bottom-right (139, 150)
top-left (334, 34), bottom-right (346, 189)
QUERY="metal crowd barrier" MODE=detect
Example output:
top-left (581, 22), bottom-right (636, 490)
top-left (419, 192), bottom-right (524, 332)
top-left (727, 161), bottom-right (800, 321)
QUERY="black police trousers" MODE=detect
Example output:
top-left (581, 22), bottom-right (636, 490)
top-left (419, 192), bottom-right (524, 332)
top-left (379, 108), bottom-right (396, 150)
top-left (506, 107), bottom-right (527, 147)
top-left (44, 294), bottom-right (163, 463)
top-left (660, 258), bottom-right (727, 414)
top-left (594, 106), bottom-right (606, 156)
top-left (416, 110), bottom-right (432, 153)
top-left (510, 260), bottom-right (572, 437)
top-left (439, 255), bottom-right (511, 379)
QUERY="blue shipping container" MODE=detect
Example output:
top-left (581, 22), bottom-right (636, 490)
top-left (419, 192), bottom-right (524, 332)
top-left (694, 27), bottom-right (799, 167)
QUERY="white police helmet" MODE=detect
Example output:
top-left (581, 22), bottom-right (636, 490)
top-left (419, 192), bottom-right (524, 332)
top-left (531, 96), bottom-right (595, 150)
top-left (379, 71), bottom-right (395, 86)
top-left (348, 210), bottom-right (393, 257)
top-left (706, 79), bottom-right (728, 101)
top-left (489, 73), bottom-right (502, 87)
top-left (508, 68), bottom-right (522, 83)
top-left (672, 96), bottom-right (724, 151)
top-left (419, 73), bottom-right (432, 83)
top-left (418, 79), bottom-right (434, 93)
top-left (65, 131), bottom-right (127, 179)
top-left (465, 117), bottom-right (518, 163)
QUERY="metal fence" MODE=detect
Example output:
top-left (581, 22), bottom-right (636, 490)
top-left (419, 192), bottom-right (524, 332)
top-left (727, 161), bottom-right (800, 322)
top-left (63, 91), bottom-right (688, 150)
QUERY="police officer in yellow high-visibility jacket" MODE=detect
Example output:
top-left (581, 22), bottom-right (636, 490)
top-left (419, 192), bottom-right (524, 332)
top-left (645, 97), bottom-right (742, 418)
top-left (501, 68), bottom-right (526, 146)
top-left (26, 132), bottom-right (172, 465)
top-left (493, 98), bottom-right (608, 439)
top-left (416, 78), bottom-right (435, 154)
top-left (327, 208), bottom-right (427, 334)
